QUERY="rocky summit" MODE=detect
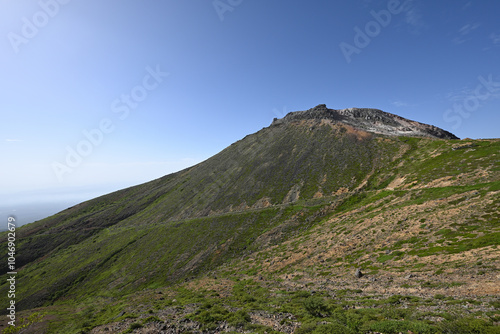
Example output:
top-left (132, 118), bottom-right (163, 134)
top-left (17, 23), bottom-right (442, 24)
top-left (272, 104), bottom-right (459, 139)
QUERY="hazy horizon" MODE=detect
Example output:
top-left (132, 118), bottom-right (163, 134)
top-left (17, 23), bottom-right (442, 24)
top-left (0, 184), bottom-right (133, 229)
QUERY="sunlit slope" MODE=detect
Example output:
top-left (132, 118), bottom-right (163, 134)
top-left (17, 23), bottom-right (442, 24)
top-left (1, 120), bottom-right (404, 311)
top-left (6, 120), bottom-right (401, 269)
top-left (11, 138), bottom-right (498, 334)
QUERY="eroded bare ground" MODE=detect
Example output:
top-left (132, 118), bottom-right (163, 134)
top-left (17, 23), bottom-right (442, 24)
top-left (243, 187), bottom-right (499, 297)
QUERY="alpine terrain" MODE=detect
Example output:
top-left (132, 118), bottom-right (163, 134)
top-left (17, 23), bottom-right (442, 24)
top-left (1, 105), bottom-right (499, 334)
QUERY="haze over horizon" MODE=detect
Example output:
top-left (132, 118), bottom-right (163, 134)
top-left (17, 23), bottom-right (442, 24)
top-left (2, 0), bottom-right (500, 226)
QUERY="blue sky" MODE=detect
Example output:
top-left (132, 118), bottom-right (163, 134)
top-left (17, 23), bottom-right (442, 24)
top-left (1, 0), bottom-right (500, 224)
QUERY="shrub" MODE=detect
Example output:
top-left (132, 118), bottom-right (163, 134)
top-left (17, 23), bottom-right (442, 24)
top-left (143, 315), bottom-right (161, 324)
top-left (191, 304), bottom-right (229, 330)
top-left (369, 320), bottom-right (434, 334)
top-left (129, 322), bottom-right (143, 330)
top-left (304, 296), bottom-right (329, 317)
top-left (296, 322), bottom-right (356, 334)
top-left (437, 317), bottom-right (499, 334)
top-left (293, 290), bottom-right (311, 299)
top-left (228, 309), bottom-right (251, 327)
top-left (295, 322), bottom-right (317, 334)
top-left (312, 323), bottom-right (356, 334)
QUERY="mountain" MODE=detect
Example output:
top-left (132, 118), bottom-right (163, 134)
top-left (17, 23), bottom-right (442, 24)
top-left (1, 105), bottom-right (499, 334)
top-left (272, 104), bottom-right (459, 140)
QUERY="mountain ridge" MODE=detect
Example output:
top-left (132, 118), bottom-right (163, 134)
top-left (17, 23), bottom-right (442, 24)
top-left (271, 104), bottom-right (459, 140)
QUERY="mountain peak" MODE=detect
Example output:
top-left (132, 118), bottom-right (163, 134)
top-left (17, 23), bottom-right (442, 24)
top-left (311, 104), bottom-right (328, 111)
top-left (271, 104), bottom-right (459, 140)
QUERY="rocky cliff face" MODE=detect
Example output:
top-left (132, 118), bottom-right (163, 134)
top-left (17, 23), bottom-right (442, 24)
top-left (271, 104), bottom-right (459, 139)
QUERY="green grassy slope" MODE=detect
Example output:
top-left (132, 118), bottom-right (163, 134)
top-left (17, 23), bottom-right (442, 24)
top-left (0, 120), bottom-right (401, 310)
top-left (1, 121), bottom-right (499, 333)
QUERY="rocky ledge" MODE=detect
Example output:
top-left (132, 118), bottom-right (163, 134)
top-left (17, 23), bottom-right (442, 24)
top-left (271, 104), bottom-right (459, 140)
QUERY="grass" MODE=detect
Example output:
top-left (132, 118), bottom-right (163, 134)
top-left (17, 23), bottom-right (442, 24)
top-left (153, 283), bottom-right (500, 334)
top-left (0, 128), bottom-right (498, 333)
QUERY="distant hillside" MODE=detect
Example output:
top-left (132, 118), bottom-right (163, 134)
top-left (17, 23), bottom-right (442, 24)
top-left (1, 106), bottom-right (498, 334)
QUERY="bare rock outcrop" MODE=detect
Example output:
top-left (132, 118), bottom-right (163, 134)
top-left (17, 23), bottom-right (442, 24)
top-left (271, 104), bottom-right (459, 139)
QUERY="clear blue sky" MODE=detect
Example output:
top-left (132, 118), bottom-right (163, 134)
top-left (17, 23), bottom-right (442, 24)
top-left (1, 0), bottom-right (500, 217)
